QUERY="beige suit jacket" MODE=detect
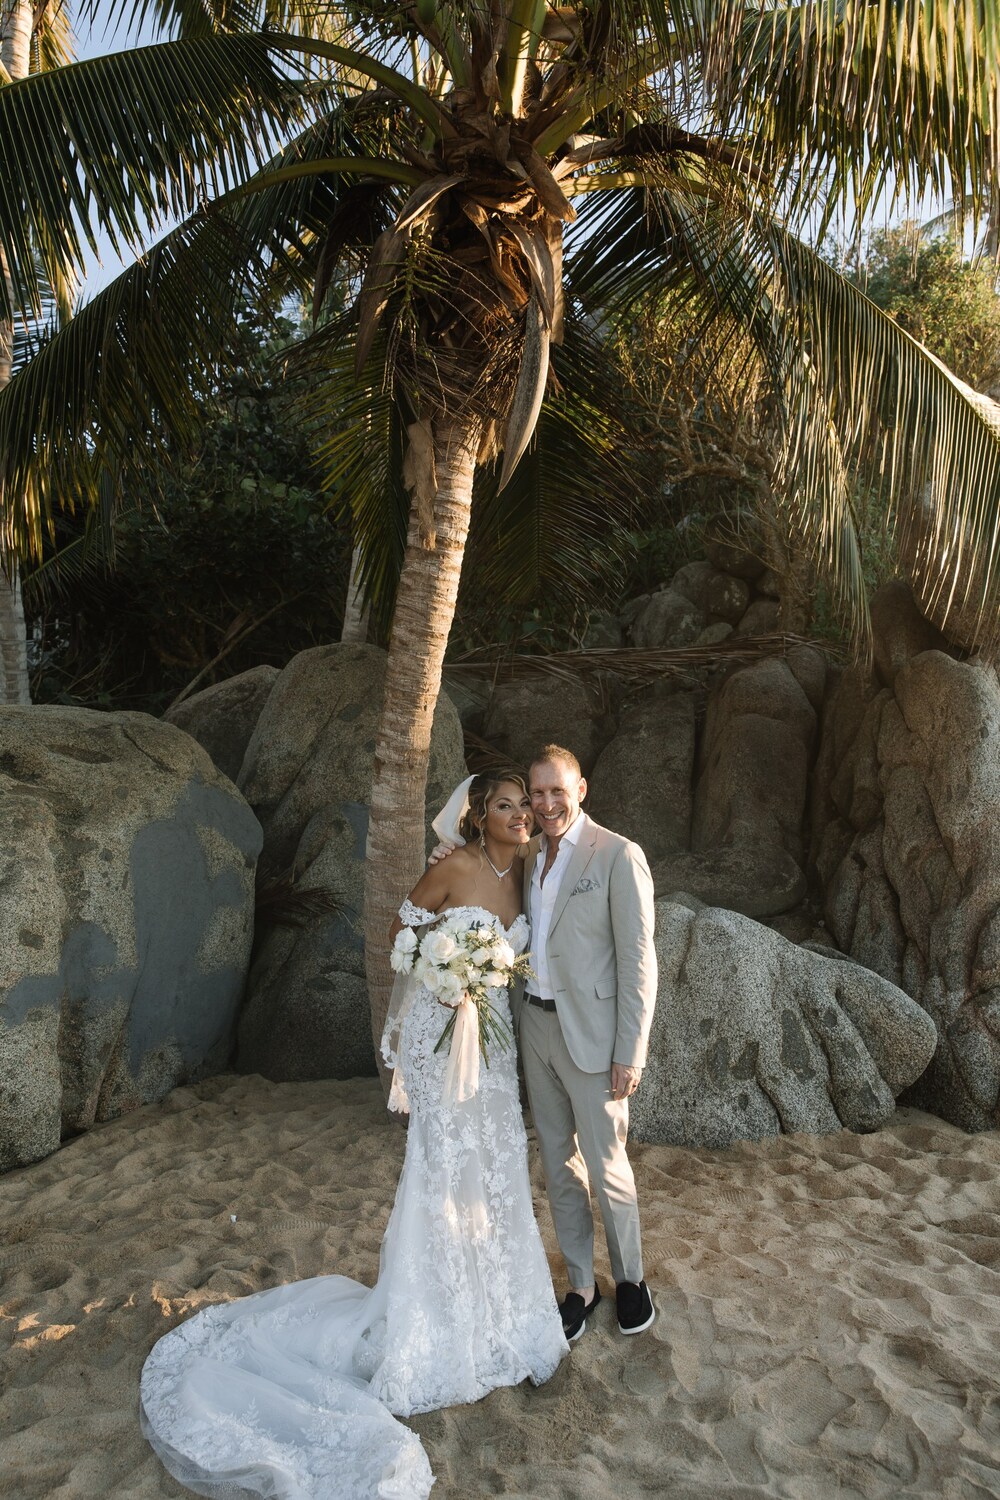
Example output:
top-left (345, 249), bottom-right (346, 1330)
top-left (512, 814), bottom-right (657, 1073)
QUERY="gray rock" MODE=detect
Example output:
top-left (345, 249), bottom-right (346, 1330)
top-left (705, 572), bottom-right (751, 624)
top-left (703, 512), bottom-right (767, 580)
top-left (629, 588), bottom-right (704, 649)
top-left (694, 658), bottom-right (817, 862)
top-left (694, 622), bottom-right (734, 647)
top-left (164, 665), bottom-right (279, 784)
top-left (619, 594), bottom-right (652, 628)
top-left (482, 677), bottom-right (609, 776)
top-left (735, 598), bottom-right (782, 635)
top-left (440, 670), bottom-right (491, 732)
top-left (237, 644), bottom-right (466, 1082)
top-left (579, 612), bottom-right (623, 649)
top-left (653, 843), bottom-right (806, 917)
top-left (786, 645), bottom-right (828, 713)
top-left (870, 580), bottom-right (951, 687)
top-left (629, 901), bottom-right (937, 1147)
top-left (0, 707), bottom-right (261, 1171)
top-left (756, 567), bottom-right (782, 599)
top-left (813, 651), bottom-right (1000, 1129)
top-left (588, 694), bottom-right (696, 862)
top-left (669, 560), bottom-right (715, 611)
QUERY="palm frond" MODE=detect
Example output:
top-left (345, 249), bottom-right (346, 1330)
top-left (562, 175), bottom-right (1000, 652)
top-left (289, 310), bottom-right (411, 640)
top-left (0, 101), bottom-right (406, 555)
top-left (34, 0), bottom-right (77, 71)
top-left (719, 0), bottom-right (1000, 237)
top-left (0, 33), bottom-right (300, 319)
top-left (465, 312), bottom-right (642, 607)
top-left (768, 226), bottom-right (1000, 651)
top-left (447, 632), bottom-right (834, 683)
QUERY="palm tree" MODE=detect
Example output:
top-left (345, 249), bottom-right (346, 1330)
top-left (3, 0), bottom-right (1000, 1070)
top-left (0, 0), bottom-right (75, 703)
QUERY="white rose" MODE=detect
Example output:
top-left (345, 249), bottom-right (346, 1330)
top-left (494, 941), bottom-right (516, 969)
top-left (475, 926), bottom-right (494, 943)
top-left (421, 930), bottom-right (458, 965)
top-left (415, 956), bottom-right (440, 990)
top-left (436, 971), bottom-right (465, 1005)
top-left (395, 927), bottom-right (418, 953)
top-left (470, 946), bottom-right (491, 965)
top-left (483, 970), bottom-right (506, 988)
top-left (389, 946), bottom-right (413, 974)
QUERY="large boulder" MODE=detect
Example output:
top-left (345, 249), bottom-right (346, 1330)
top-left (812, 650), bottom-right (1000, 1130)
top-left (702, 511), bottom-right (767, 580)
top-left (651, 843), bottom-right (806, 917)
top-left (482, 677), bottom-right (611, 775)
top-left (693, 655), bottom-right (820, 859)
top-left (588, 693), bottom-right (696, 862)
top-left (163, 665), bottom-right (279, 783)
top-left (630, 900), bottom-right (936, 1147)
top-left (629, 588), bottom-right (704, 650)
top-left (236, 644), bottom-right (466, 1082)
top-left (869, 580), bottom-right (952, 687)
top-left (656, 651), bottom-right (825, 917)
top-left (0, 707), bottom-right (261, 1171)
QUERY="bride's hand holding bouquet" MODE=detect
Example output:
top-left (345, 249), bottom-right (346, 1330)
top-left (391, 911), bottom-right (533, 1066)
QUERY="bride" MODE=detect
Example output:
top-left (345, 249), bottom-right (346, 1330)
top-left (139, 770), bottom-right (569, 1499)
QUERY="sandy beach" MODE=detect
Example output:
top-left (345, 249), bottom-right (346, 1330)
top-left (2, 1073), bottom-right (1000, 1499)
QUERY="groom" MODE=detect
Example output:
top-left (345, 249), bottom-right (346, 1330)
top-left (514, 744), bottom-right (657, 1341)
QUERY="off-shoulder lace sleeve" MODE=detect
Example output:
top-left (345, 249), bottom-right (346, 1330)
top-left (398, 898), bottom-right (438, 927)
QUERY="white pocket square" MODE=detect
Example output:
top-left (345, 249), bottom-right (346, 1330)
top-left (570, 876), bottom-right (601, 895)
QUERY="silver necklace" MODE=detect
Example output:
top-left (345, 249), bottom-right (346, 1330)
top-left (483, 848), bottom-right (514, 881)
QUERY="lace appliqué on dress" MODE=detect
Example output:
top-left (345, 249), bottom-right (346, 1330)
top-left (139, 905), bottom-right (566, 1500)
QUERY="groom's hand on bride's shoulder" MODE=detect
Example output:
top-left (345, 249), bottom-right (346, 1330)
top-left (427, 839), bottom-right (459, 866)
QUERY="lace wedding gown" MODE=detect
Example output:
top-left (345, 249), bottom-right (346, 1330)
top-left (140, 903), bottom-right (568, 1500)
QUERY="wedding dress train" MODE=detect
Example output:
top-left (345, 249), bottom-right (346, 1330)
top-left (139, 904), bottom-right (568, 1499)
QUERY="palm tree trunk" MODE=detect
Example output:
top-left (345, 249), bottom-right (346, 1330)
top-left (0, 1), bottom-right (33, 706)
top-left (363, 418), bottom-right (478, 1077)
top-left (0, 566), bottom-right (29, 702)
top-left (340, 544), bottom-right (370, 642)
top-left (0, 0), bottom-right (31, 75)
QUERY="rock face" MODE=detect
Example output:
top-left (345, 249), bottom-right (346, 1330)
top-left (649, 650), bottom-right (824, 916)
top-left (629, 588), bottom-right (703, 650)
top-left (164, 666), bottom-right (279, 784)
top-left (812, 648), bottom-right (1000, 1130)
top-left (482, 677), bottom-right (610, 775)
top-left (236, 643), bottom-right (466, 1083)
top-left (869, 580), bottom-right (953, 687)
top-left (629, 900), bottom-right (937, 1148)
top-left (588, 693), bottom-right (696, 863)
top-left (0, 707), bottom-right (261, 1171)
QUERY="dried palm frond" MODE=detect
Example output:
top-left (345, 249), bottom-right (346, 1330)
top-left (447, 632), bottom-right (839, 687)
top-left (255, 863), bottom-right (352, 930)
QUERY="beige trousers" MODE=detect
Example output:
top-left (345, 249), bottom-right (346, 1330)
top-left (518, 1002), bottom-right (644, 1288)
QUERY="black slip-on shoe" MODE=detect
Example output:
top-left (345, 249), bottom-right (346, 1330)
top-left (559, 1284), bottom-right (601, 1342)
top-left (616, 1279), bottom-right (655, 1335)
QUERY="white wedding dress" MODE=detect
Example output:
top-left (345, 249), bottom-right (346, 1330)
top-left (140, 903), bottom-right (568, 1499)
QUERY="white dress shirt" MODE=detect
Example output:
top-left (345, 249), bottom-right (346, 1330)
top-left (528, 812), bottom-right (586, 998)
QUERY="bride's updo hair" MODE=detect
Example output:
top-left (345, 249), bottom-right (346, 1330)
top-left (459, 769), bottom-right (530, 843)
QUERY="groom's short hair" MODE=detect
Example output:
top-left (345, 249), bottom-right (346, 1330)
top-left (532, 744), bottom-right (582, 778)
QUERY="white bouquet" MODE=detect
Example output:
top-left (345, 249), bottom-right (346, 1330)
top-left (390, 911), bottom-right (533, 1065)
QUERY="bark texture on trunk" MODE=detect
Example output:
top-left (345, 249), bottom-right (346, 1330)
top-left (340, 544), bottom-right (370, 643)
top-left (0, 567), bottom-right (29, 703)
top-left (0, 1), bottom-right (33, 705)
top-left (0, 0), bottom-right (31, 76)
top-left (363, 420), bottom-right (478, 1075)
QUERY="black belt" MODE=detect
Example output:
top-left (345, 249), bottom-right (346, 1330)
top-left (524, 993), bottom-right (557, 1012)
